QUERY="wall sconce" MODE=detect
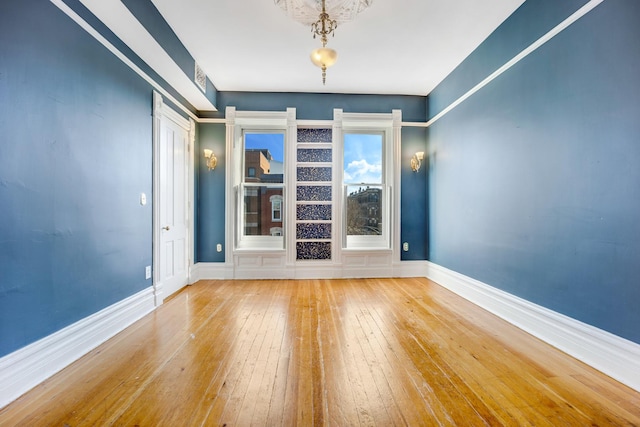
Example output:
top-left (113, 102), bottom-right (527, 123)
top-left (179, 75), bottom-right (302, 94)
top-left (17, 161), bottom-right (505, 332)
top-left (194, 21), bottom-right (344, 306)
top-left (411, 151), bottom-right (424, 172)
top-left (203, 149), bottom-right (217, 171)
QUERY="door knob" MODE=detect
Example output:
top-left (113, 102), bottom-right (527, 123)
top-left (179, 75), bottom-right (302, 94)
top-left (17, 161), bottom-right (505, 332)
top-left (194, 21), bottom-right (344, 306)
top-left (162, 226), bottom-right (170, 231)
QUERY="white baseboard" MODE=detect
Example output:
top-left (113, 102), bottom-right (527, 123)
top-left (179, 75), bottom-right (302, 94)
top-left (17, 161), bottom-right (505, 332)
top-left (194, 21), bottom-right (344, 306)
top-left (190, 262), bottom-right (234, 281)
top-left (192, 260), bottom-right (430, 281)
top-left (0, 286), bottom-right (156, 409)
top-left (425, 261), bottom-right (640, 392)
top-left (393, 260), bottom-right (430, 278)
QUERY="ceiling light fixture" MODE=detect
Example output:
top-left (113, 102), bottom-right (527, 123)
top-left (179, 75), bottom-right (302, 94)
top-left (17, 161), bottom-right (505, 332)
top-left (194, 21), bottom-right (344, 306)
top-left (310, 0), bottom-right (338, 85)
top-left (275, 0), bottom-right (373, 85)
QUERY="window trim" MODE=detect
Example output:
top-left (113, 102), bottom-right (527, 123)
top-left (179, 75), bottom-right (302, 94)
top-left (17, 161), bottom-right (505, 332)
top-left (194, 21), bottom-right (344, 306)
top-left (342, 130), bottom-right (391, 250)
top-left (271, 194), bottom-right (283, 222)
top-left (235, 124), bottom-right (288, 251)
top-left (224, 107), bottom-right (401, 271)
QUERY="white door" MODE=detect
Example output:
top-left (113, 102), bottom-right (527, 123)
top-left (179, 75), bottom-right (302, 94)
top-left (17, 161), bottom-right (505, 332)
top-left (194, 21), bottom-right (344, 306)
top-left (157, 111), bottom-right (189, 301)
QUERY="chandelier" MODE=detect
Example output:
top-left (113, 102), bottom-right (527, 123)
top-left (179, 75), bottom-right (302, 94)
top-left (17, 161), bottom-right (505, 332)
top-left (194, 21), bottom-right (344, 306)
top-left (309, 0), bottom-right (337, 84)
top-left (275, 0), bottom-right (373, 85)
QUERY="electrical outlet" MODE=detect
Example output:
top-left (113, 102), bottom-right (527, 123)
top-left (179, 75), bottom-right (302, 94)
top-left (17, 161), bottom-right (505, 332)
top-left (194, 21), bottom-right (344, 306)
top-left (145, 265), bottom-right (151, 280)
top-left (403, 242), bottom-right (409, 252)
top-left (216, 243), bottom-right (223, 253)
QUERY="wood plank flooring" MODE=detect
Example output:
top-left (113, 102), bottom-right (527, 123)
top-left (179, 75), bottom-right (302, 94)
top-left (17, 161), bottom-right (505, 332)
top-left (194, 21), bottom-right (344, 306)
top-left (1, 278), bottom-right (639, 426)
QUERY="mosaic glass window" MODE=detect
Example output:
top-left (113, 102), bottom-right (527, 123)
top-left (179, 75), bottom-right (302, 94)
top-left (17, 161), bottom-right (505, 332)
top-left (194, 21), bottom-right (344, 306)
top-left (297, 167), bottom-right (332, 182)
top-left (296, 185), bottom-right (332, 201)
top-left (297, 128), bottom-right (332, 143)
top-left (296, 204), bottom-right (332, 221)
top-left (296, 223), bottom-right (331, 239)
top-left (297, 148), bottom-right (332, 163)
top-left (296, 242), bottom-right (332, 260)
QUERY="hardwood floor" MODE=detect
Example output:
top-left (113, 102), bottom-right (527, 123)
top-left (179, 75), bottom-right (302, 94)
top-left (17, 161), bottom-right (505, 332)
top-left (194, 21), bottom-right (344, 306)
top-left (1, 278), bottom-right (639, 426)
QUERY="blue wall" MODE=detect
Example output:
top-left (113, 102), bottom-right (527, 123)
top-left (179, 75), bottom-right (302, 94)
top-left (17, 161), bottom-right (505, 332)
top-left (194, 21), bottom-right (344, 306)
top-left (427, 0), bottom-right (640, 344)
top-left (196, 123), bottom-right (226, 262)
top-left (208, 91), bottom-right (427, 122)
top-left (0, 0), bottom-right (157, 356)
top-left (195, 92), bottom-right (429, 262)
top-left (401, 127), bottom-right (428, 260)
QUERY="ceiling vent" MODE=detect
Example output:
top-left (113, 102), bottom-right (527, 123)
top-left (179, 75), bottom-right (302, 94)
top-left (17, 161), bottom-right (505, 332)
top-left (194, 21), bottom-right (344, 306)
top-left (195, 62), bottom-right (207, 93)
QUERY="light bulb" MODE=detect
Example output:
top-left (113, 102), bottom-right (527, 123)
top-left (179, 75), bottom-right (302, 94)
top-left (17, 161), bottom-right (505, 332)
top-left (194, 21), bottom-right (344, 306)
top-left (310, 47), bottom-right (338, 68)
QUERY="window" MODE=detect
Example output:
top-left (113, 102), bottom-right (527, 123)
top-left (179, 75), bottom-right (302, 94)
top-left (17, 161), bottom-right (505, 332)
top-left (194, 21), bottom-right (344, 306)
top-left (270, 227), bottom-right (283, 236)
top-left (343, 132), bottom-right (389, 249)
top-left (271, 195), bottom-right (282, 222)
top-left (237, 131), bottom-right (285, 249)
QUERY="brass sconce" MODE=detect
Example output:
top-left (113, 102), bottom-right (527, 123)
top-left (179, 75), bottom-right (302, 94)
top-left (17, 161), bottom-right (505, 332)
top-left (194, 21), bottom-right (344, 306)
top-left (411, 151), bottom-right (424, 172)
top-left (203, 149), bottom-right (217, 171)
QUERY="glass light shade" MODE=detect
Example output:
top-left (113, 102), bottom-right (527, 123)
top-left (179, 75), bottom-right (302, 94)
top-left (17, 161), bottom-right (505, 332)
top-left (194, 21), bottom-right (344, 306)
top-left (310, 47), bottom-right (338, 68)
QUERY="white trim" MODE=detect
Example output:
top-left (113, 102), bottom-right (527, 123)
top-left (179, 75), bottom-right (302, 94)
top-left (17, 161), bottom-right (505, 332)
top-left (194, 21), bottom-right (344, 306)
top-left (391, 110), bottom-right (402, 261)
top-left (425, 261), bottom-right (640, 392)
top-left (188, 118), bottom-right (196, 283)
top-left (425, 0), bottom-right (604, 128)
top-left (285, 108), bottom-right (298, 267)
top-left (49, 0), bottom-right (206, 121)
top-left (0, 287), bottom-right (155, 409)
top-left (224, 106), bottom-right (236, 270)
top-left (152, 92), bottom-right (163, 305)
top-left (401, 121), bottom-right (429, 128)
top-left (198, 118), bottom-right (227, 124)
top-left (332, 109), bottom-right (344, 263)
top-left (192, 260), bottom-right (429, 281)
top-left (190, 262), bottom-right (234, 281)
top-left (227, 108), bottom-right (294, 254)
top-left (152, 92), bottom-right (193, 304)
top-left (234, 110), bottom-right (291, 127)
top-left (400, 0), bottom-right (604, 129)
top-left (75, 0), bottom-right (213, 111)
top-left (337, 111), bottom-right (399, 257)
top-left (392, 260), bottom-right (429, 278)
top-left (296, 119), bottom-right (333, 127)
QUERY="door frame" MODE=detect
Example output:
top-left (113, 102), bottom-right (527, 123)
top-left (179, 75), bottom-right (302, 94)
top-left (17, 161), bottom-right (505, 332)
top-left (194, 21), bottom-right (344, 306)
top-left (152, 91), bottom-right (195, 306)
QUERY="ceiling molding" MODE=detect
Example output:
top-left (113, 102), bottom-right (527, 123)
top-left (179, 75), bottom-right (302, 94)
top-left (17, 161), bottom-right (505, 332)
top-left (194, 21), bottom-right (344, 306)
top-left (274, 0), bottom-right (373, 25)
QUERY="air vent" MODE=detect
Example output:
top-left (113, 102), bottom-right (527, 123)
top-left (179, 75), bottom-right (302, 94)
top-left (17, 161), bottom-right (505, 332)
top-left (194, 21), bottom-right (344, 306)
top-left (195, 62), bottom-right (207, 93)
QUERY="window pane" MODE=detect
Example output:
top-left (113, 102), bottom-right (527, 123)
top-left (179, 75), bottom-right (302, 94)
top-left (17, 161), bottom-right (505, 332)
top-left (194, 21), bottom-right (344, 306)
top-left (346, 185), bottom-right (382, 236)
top-left (241, 132), bottom-right (285, 245)
top-left (271, 196), bottom-right (282, 221)
top-left (343, 133), bottom-right (382, 184)
top-left (244, 186), bottom-right (283, 236)
top-left (245, 132), bottom-right (284, 182)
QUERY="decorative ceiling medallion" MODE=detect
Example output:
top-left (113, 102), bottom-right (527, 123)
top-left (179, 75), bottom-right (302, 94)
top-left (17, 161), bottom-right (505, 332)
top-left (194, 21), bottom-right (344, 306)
top-left (274, 0), bottom-right (373, 25)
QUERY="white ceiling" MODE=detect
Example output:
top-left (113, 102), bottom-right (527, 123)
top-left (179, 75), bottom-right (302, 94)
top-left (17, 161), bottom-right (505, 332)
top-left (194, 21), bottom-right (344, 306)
top-left (148, 0), bottom-right (525, 96)
top-left (77, 0), bottom-right (525, 109)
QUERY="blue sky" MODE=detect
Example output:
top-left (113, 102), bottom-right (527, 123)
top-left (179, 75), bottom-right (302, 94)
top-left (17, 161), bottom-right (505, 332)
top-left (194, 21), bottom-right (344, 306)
top-left (245, 132), bottom-right (382, 183)
top-left (245, 132), bottom-right (284, 162)
top-left (343, 133), bottom-right (382, 184)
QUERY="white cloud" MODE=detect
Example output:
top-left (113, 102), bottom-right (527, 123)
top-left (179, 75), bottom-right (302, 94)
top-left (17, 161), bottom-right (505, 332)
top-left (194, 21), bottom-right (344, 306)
top-left (344, 159), bottom-right (382, 183)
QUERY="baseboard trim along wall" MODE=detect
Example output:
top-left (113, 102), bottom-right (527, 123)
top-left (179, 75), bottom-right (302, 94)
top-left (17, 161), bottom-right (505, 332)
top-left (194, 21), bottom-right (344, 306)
top-left (190, 261), bottom-right (430, 281)
top-left (425, 261), bottom-right (640, 393)
top-left (3, 262), bottom-right (638, 410)
top-left (0, 286), bottom-right (156, 409)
